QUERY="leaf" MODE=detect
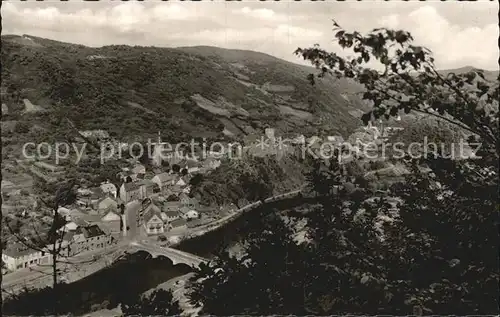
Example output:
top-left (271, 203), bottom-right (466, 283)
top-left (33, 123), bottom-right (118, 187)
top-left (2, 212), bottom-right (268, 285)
top-left (335, 30), bottom-right (345, 39)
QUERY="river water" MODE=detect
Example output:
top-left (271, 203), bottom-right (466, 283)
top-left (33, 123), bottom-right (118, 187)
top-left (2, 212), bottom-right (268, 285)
top-left (3, 196), bottom-right (309, 315)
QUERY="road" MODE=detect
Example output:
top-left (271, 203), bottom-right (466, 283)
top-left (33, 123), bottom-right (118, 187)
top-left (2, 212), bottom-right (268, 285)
top-left (2, 241), bottom-right (128, 295)
top-left (2, 188), bottom-right (303, 297)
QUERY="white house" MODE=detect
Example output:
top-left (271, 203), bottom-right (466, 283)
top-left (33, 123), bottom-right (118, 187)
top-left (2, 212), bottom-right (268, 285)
top-left (175, 177), bottom-right (187, 187)
top-left (79, 130), bottom-right (110, 140)
top-left (203, 157), bottom-right (221, 170)
top-left (132, 164), bottom-right (146, 176)
top-left (183, 209), bottom-right (199, 220)
top-left (161, 210), bottom-right (180, 223)
top-left (2, 243), bottom-right (51, 271)
top-left (95, 196), bottom-right (118, 212)
top-left (167, 218), bottom-right (187, 232)
top-left (100, 181), bottom-right (117, 198)
top-left (143, 205), bottom-right (164, 235)
top-left (151, 172), bottom-right (175, 190)
top-left (2, 103), bottom-right (9, 115)
top-left (57, 221), bottom-right (78, 233)
top-left (181, 159), bottom-right (202, 174)
top-left (120, 182), bottom-right (145, 203)
top-left (101, 210), bottom-right (122, 233)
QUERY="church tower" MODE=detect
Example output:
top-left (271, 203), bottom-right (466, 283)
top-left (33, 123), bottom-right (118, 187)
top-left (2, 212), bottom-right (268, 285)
top-left (152, 131), bottom-right (163, 167)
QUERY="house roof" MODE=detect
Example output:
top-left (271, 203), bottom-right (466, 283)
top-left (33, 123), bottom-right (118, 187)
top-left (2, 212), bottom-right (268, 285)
top-left (143, 205), bottom-right (162, 223)
top-left (179, 159), bottom-right (202, 169)
top-left (81, 214), bottom-right (103, 224)
top-left (122, 182), bottom-right (141, 191)
top-left (163, 201), bottom-right (181, 211)
top-left (170, 218), bottom-right (187, 228)
top-left (132, 164), bottom-right (146, 174)
top-left (170, 185), bottom-right (183, 193)
top-left (164, 210), bottom-right (179, 218)
top-left (73, 217), bottom-right (89, 227)
top-left (137, 179), bottom-right (156, 187)
top-left (154, 172), bottom-right (175, 184)
top-left (97, 196), bottom-right (117, 205)
top-left (100, 182), bottom-right (117, 192)
top-left (4, 243), bottom-right (41, 258)
top-left (78, 224), bottom-right (106, 239)
top-left (89, 187), bottom-right (106, 199)
top-left (63, 231), bottom-right (76, 242)
top-left (101, 210), bottom-right (121, 222)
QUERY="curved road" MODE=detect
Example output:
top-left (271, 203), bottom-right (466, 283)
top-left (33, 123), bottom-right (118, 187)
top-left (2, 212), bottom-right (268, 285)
top-left (2, 187), bottom-right (303, 295)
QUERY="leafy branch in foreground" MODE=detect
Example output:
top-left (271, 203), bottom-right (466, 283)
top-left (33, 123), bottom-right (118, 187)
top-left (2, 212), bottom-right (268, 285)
top-left (295, 21), bottom-right (499, 159)
top-left (2, 179), bottom-right (102, 314)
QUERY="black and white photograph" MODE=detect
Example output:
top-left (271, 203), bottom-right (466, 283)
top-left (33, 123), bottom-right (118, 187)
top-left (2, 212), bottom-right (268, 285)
top-left (0, 0), bottom-right (498, 316)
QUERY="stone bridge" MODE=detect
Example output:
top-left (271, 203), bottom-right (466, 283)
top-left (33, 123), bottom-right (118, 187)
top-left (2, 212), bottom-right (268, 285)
top-left (126, 241), bottom-right (207, 267)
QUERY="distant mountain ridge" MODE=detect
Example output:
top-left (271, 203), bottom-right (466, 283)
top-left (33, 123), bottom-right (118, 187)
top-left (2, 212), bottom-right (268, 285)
top-left (1, 34), bottom-right (372, 144)
top-left (2, 34), bottom-right (495, 146)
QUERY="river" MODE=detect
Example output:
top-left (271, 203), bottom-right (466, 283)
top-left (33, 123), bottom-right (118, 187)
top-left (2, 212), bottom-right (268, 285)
top-left (2, 195), bottom-right (311, 315)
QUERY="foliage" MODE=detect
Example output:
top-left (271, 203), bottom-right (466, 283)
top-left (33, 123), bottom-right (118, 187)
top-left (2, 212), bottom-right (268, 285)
top-left (182, 20), bottom-right (499, 316)
top-left (191, 155), bottom-right (304, 207)
top-left (121, 289), bottom-right (181, 316)
top-left (188, 214), bottom-right (310, 315)
top-left (1, 35), bottom-right (369, 143)
top-left (295, 21), bottom-right (498, 160)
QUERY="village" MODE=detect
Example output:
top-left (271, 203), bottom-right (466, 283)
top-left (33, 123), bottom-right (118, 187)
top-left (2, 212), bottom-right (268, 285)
top-left (2, 122), bottom-right (403, 274)
top-left (1, 130), bottom-right (228, 274)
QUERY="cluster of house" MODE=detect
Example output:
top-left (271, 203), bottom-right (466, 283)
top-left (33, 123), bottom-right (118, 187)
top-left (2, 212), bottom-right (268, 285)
top-left (2, 219), bottom-right (114, 272)
top-left (2, 180), bottom-right (123, 273)
top-left (118, 162), bottom-right (205, 236)
top-left (2, 134), bottom-right (227, 273)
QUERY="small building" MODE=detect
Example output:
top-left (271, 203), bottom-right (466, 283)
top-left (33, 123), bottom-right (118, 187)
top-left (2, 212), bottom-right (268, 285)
top-left (179, 206), bottom-right (190, 216)
top-left (58, 221), bottom-right (78, 233)
top-left (79, 130), bottom-right (110, 140)
top-left (120, 182), bottom-right (144, 203)
top-left (151, 172), bottom-right (175, 191)
top-left (175, 177), bottom-right (187, 187)
top-left (2, 243), bottom-right (51, 271)
top-left (101, 210), bottom-right (122, 233)
top-left (170, 185), bottom-right (184, 195)
top-left (203, 157), bottom-right (221, 170)
top-left (163, 201), bottom-right (181, 213)
top-left (184, 209), bottom-right (199, 220)
top-left (95, 196), bottom-right (118, 213)
top-left (179, 193), bottom-right (198, 209)
top-left (143, 204), bottom-right (164, 235)
top-left (161, 210), bottom-right (180, 223)
top-left (167, 218), bottom-right (187, 232)
top-left (77, 187), bottom-right (107, 208)
top-left (2, 103), bottom-right (8, 115)
top-left (138, 179), bottom-right (158, 197)
top-left (74, 224), bottom-right (111, 253)
top-left (180, 159), bottom-right (202, 174)
top-left (131, 164), bottom-right (146, 176)
top-left (100, 181), bottom-right (117, 198)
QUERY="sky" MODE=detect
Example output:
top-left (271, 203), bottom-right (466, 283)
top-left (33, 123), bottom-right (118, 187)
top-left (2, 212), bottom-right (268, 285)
top-left (2, 1), bottom-right (498, 70)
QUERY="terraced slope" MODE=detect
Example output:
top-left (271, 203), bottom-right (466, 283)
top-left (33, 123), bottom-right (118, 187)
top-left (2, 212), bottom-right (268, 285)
top-left (1, 35), bottom-right (371, 144)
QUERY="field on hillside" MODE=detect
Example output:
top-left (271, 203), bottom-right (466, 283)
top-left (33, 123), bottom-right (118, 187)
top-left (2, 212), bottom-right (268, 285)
top-left (1, 35), bottom-right (371, 150)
